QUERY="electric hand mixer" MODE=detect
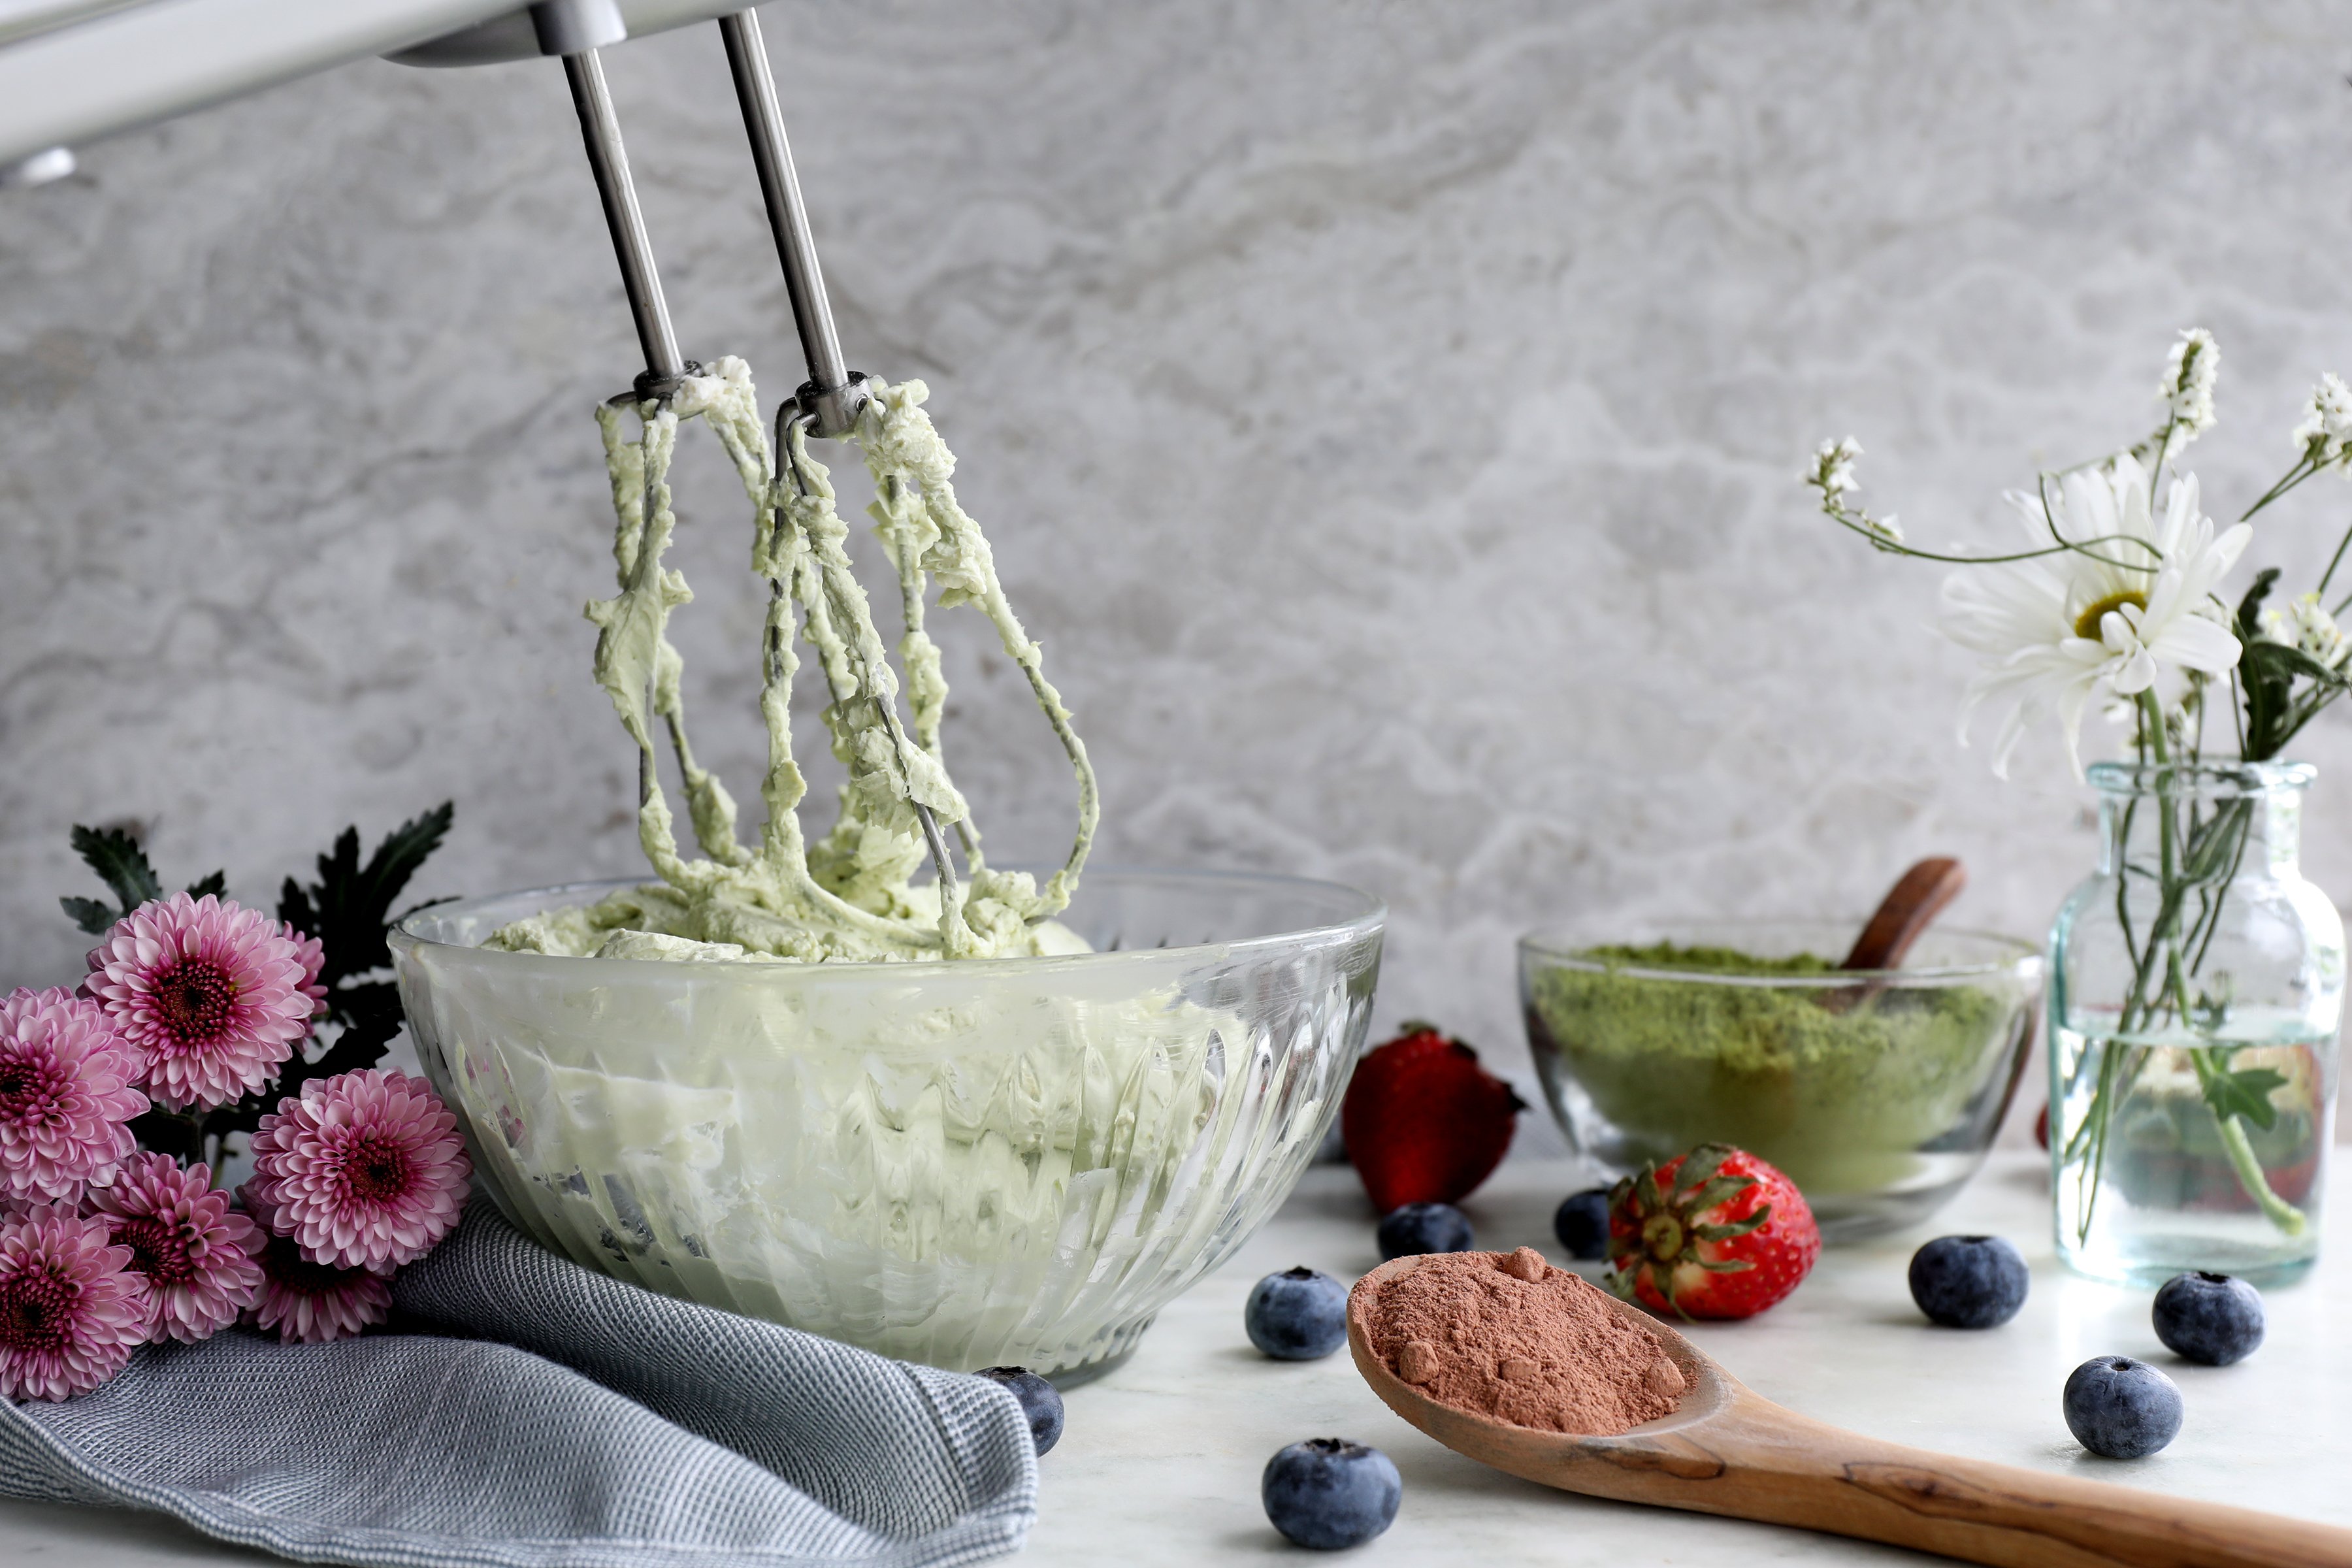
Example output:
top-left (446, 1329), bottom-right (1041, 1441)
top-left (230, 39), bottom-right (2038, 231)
top-left (0, 0), bottom-right (1090, 945)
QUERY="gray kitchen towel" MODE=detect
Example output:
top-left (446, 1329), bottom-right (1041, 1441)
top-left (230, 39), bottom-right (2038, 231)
top-left (0, 1199), bottom-right (1038, 1568)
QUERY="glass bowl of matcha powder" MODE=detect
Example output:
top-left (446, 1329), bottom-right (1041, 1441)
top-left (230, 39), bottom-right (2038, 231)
top-left (1519, 921), bottom-right (2042, 1241)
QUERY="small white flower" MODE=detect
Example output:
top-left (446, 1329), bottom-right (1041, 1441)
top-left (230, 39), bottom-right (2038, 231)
top-left (2260, 591), bottom-right (2351, 668)
top-left (1943, 461), bottom-right (2246, 777)
top-left (1869, 511), bottom-right (1903, 545)
top-left (2290, 371), bottom-right (2352, 471)
top-left (1811, 436), bottom-right (1863, 495)
top-left (2158, 327), bottom-right (2219, 443)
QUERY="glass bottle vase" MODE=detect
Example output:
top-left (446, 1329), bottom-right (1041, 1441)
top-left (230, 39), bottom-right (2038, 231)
top-left (2048, 761), bottom-right (2342, 1286)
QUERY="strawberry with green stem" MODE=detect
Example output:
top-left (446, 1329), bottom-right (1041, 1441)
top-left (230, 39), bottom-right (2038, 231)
top-left (1606, 1143), bottom-right (1820, 1322)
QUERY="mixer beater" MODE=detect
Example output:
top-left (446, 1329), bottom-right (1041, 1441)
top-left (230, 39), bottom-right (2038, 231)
top-left (522, 1), bottom-right (1094, 952)
top-left (532, 0), bottom-right (863, 427)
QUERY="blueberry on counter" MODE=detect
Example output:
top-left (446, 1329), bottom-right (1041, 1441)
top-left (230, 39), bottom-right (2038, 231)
top-left (1907, 1235), bottom-right (2030, 1328)
top-left (1552, 1188), bottom-right (1611, 1260)
top-left (1246, 1267), bottom-right (1350, 1360)
top-left (2152, 1271), bottom-right (2265, 1366)
top-left (2063, 1356), bottom-right (2182, 1459)
top-left (1262, 1438), bottom-right (1401, 1550)
top-left (977, 1366), bottom-right (1064, 1456)
top-left (1377, 1201), bottom-right (1473, 1261)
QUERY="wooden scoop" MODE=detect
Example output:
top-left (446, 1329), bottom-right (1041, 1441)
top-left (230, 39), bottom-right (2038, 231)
top-left (1843, 856), bottom-right (1969, 971)
top-left (1819, 856), bottom-right (1968, 1015)
top-left (1348, 1256), bottom-right (2352, 1568)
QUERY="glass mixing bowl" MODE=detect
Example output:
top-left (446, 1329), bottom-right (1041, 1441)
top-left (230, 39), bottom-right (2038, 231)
top-left (1519, 920), bottom-right (2040, 1241)
top-left (391, 868), bottom-right (1382, 1381)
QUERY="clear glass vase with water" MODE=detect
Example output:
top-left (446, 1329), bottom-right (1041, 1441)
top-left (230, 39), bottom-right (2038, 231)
top-left (2049, 761), bottom-right (2342, 1284)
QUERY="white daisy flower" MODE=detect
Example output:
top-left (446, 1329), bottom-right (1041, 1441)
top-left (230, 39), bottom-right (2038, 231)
top-left (1942, 461), bottom-right (2247, 777)
top-left (2261, 591), bottom-right (2351, 668)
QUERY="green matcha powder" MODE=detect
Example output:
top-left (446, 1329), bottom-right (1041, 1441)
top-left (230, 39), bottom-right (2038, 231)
top-left (1526, 942), bottom-right (2024, 1196)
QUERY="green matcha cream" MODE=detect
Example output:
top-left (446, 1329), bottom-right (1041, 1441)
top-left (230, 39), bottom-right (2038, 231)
top-left (1522, 939), bottom-right (2034, 1213)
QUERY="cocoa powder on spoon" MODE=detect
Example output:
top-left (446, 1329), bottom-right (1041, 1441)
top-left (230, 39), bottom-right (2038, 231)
top-left (1359, 1247), bottom-right (1685, 1435)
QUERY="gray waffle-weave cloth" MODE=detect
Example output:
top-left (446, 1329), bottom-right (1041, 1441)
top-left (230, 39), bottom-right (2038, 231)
top-left (0, 1198), bottom-right (1038, 1568)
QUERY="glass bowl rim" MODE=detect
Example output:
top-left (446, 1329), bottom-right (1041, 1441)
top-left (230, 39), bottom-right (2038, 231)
top-left (1517, 918), bottom-right (2040, 987)
top-left (391, 864), bottom-right (1386, 977)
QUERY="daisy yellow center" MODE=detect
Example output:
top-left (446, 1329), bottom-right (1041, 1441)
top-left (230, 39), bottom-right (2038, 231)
top-left (152, 960), bottom-right (238, 1043)
top-left (0, 1266), bottom-right (73, 1353)
top-left (341, 1135), bottom-right (412, 1204)
top-left (115, 1214), bottom-right (196, 1287)
top-left (2074, 590), bottom-right (2148, 641)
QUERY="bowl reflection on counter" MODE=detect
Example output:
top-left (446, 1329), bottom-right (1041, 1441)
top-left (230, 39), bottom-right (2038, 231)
top-left (390, 868), bottom-right (1382, 1382)
top-left (1519, 921), bottom-right (2041, 1241)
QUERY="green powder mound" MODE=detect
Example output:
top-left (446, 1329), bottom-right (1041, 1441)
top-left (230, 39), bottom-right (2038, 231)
top-left (1576, 943), bottom-right (1840, 977)
top-left (1526, 942), bottom-right (2023, 1196)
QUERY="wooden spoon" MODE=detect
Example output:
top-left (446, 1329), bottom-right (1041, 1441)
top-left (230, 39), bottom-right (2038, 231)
top-left (1348, 1256), bottom-right (2352, 1568)
top-left (1820, 856), bottom-right (1968, 1015)
top-left (1843, 856), bottom-right (1969, 971)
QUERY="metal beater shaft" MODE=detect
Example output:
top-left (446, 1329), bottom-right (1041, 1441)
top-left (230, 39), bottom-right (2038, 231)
top-left (560, 46), bottom-right (687, 396)
top-left (719, 10), bottom-right (865, 438)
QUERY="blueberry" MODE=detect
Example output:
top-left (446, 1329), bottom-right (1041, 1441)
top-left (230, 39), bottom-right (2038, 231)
top-left (2151, 1271), bottom-right (2264, 1366)
top-left (1262, 1438), bottom-right (1401, 1550)
top-left (2063, 1356), bottom-right (2182, 1459)
top-left (1906, 1235), bottom-right (2031, 1329)
top-left (1377, 1201), bottom-right (1473, 1261)
top-left (1552, 1188), bottom-right (1611, 1260)
top-left (977, 1366), bottom-right (1064, 1456)
top-left (1245, 1267), bottom-right (1349, 1360)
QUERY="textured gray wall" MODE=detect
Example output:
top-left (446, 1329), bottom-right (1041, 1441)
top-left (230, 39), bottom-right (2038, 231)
top-left (7, 2), bottom-right (2352, 1147)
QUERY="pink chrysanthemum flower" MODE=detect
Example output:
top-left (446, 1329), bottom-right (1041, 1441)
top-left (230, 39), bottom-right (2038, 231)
top-left (248, 1232), bottom-right (391, 1343)
top-left (286, 926), bottom-right (329, 1018)
top-left (0, 1203), bottom-right (150, 1401)
top-left (248, 1069), bottom-right (470, 1271)
top-left (84, 892), bottom-right (317, 1111)
top-left (88, 1154), bottom-right (263, 1343)
top-left (0, 987), bottom-right (148, 1205)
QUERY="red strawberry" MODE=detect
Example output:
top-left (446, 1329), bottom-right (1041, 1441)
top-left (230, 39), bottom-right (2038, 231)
top-left (1605, 1143), bottom-right (1820, 1321)
top-left (1341, 1022), bottom-right (1526, 1213)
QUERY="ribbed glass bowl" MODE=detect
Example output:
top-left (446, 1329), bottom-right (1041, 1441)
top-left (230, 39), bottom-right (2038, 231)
top-left (390, 868), bottom-right (1383, 1381)
top-left (1520, 920), bottom-right (2040, 1241)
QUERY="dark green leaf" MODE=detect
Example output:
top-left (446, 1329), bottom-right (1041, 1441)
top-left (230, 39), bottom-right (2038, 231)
top-left (2243, 638), bottom-right (2350, 691)
top-left (1695, 1257), bottom-right (1756, 1273)
top-left (278, 802), bottom-right (453, 990)
top-left (185, 870), bottom-right (227, 900)
top-left (2234, 567), bottom-right (2281, 643)
top-left (2202, 1066), bottom-right (2287, 1131)
top-left (60, 895), bottom-right (118, 936)
top-left (69, 823), bottom-right (162, 916)
top-left (127, 1108), bottom-right (205, 1164)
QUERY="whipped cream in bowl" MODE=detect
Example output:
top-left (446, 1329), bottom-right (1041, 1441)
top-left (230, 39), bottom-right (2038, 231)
top-left (391, 867), bottom-right (1381, 1379)
top-left (391, 357), bottom-right (1380, 1377)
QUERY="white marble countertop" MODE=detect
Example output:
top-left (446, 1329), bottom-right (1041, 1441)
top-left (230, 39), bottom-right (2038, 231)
top-left (3, 1150), bottom-right (2345, 1565)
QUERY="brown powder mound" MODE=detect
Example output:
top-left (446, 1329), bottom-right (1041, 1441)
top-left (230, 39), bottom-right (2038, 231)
top-left (1362, 1247), bottom-right (1686, 1435)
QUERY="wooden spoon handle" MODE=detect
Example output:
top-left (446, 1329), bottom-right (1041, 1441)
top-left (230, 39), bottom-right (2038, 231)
top-left (1842, 856), bottom-right (1967, 971)
top-left (1567, 1388), bottom-right (2352, 1568)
